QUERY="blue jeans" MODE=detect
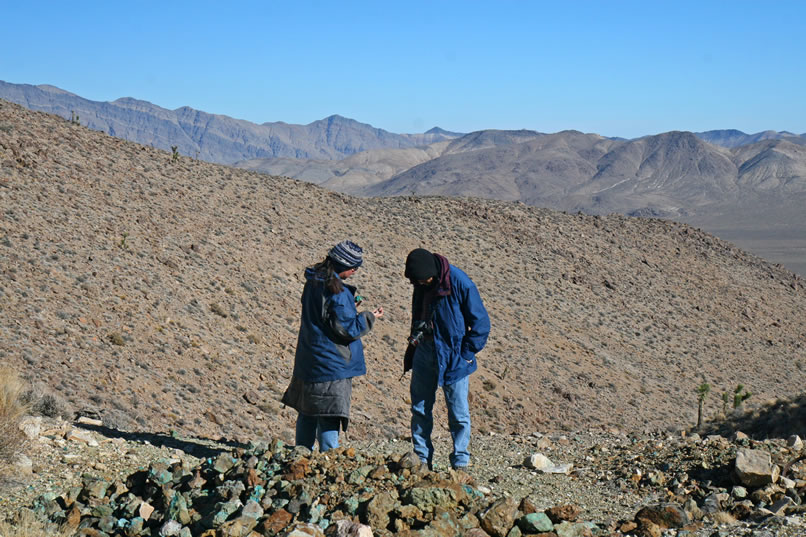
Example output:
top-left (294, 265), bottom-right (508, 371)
top-left (295, 413), bottom-right (341, 452)
top-left (410, 339), bottom-right (471, 468)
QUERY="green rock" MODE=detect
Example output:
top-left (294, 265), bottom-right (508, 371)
top-left (343, 496), bottom-right (360, 515)
top-left (90, 505), bottom-right (114, 518)
top-left (125, 517), bottom-right (145, 537)
top-left (404, 486), bottom-right (461, 513)
top-left (168, 493), bottom-right (191, 525)
top-left (211, 499), bottom-right (243, 528)
top-left (97, 515), bottom-right (116, 533)
top-left (309, 503), bottom-right (326, 524)
top-left (506, 525), bottom-right (522, 537)
top-left (517, 512), bottom-right (554, 533)
top-left (347, 465), bottom-right (374, 485)
top-left (555, 521), bottom-right (597, 537)
top-left (82, 478), bottom-right (111, 500)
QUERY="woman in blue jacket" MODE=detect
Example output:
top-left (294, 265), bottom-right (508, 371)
top-left (282, 240), bottom-right (383, 451)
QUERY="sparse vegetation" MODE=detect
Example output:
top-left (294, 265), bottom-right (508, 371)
top-left (247, 333), bottom-right (262, 344)
top-left (696, 382), bottom-right (710, 430)
top-left (171, 145), bottom-right (179, 162)
top-left (0, 367), bottom-right (29, 471)
top-left (210, 303), bottom-right (228, 318)
top-left (0, 508), bottom-right (71, 537)
top-left (108, 332), bottom-right (125, 346)
top-left (70, 110), bottom-right (80, 125)
top-left (733, 384), bottom-right (752, 409)
top-left (22, 387), bottom-right (68, 419)
top-left (710, 510), bottom-right (737, 525)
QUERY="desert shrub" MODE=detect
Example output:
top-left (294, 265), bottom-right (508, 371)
top-left (22, 383), bottom-right (72, 419)
top-left (710, 511), bottom-right (737, 525)
top-left (0, 508), bottom-right (70, 537)
top-left (0, 367), bottom-right (29, 467)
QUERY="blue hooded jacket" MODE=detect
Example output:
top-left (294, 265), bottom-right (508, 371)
top-left (411, 260), bottom-right (490, 386)
top-left (293, 267), bottom-right (374, 383)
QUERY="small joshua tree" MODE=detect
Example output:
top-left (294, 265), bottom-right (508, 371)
top-left (733, 384), bottom-right (752, 409)
top-left (696, 382), bottom-right (711, 430)
top-left (171, 145), bottom-right (179, 162)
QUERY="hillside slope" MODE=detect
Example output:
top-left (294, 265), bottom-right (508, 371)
top-left (1, 100), bottom-right (805, 445)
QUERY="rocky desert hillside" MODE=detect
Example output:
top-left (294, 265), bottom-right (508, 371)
top-left (1, 99), bottom-right (805, 450)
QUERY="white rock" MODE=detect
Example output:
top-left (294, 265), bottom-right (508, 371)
top-left (65, 428), bottom-right (99, 447)
top-left (13, 453), bottom-right (33, 475)
top-left (787, 435), bottom-right (803, 451)
top-left (525, 452), bottom-right (553, 470)
top-left (139, 501), bottom-right (155, 520)
top-left (543, 463), bottom-right (574, 474)
top-left (734, 448), bottom-right (779, 487)
top-left (19, 416), bottom-right (42, 440)
top-left (77, 416), bottom-right (103, 427)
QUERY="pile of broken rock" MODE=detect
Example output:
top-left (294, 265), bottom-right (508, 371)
top-left (13, 430), bottom-right (805, 537)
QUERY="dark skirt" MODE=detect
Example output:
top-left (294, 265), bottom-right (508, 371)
top-left (281, 376), bottom-right (353, 431)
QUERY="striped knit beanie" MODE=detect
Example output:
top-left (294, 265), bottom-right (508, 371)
top-left (328, 240), bottom-right (364, 272)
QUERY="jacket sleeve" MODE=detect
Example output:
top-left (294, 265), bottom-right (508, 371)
top-left (327, 291), bottom-right (374, 342)
top-left (459, 279), bottom-right (490, 357)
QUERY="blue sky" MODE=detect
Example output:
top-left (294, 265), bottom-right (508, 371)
top-left (2, 1), bottom-right (805, 138)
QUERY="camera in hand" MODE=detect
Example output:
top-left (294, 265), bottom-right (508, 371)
top-left (407, 320), bottom-right (433, 347)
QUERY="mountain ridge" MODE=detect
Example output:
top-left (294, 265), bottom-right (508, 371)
top-left (0, 81), bottom-right (462, 164)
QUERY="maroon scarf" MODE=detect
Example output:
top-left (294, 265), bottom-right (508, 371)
top-left (412, 253), bottom-right (451, 323)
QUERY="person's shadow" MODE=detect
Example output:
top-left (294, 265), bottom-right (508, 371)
top-left (75, 423), bottom-right (246, 459)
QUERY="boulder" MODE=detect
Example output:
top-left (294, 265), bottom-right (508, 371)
top-left (734, 448), bottom-right (779, 487)
top-left (480, 497), bottom-right (519, 537)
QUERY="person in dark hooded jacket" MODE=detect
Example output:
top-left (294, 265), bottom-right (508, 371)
top-left (282, 240), bottom-right (383, 451)
top-left (404, 248), bottom-right (490, 469)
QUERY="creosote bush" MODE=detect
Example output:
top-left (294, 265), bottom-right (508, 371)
top-left (0, 367), bottom-right (29, 469)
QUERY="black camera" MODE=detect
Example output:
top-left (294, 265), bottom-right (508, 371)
top-left (407, 320), bottom-right (432, 347)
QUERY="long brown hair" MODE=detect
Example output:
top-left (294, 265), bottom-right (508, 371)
top-left (312, 257), bottom-right (344, 294)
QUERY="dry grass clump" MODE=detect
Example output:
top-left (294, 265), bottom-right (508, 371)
top-left (710, 511), bottom-right (737, 525)
top-left (0, 508), bottom-right (71, 537)
top-left (0, 367), bottom-right (29, 469)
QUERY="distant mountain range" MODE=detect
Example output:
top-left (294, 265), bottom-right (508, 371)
top-left (0, 81), bottom-right (459, 163)
top-left (2, 80), bottom-right (805, 275)
top-left (3, 80), bottom-right (805, 166)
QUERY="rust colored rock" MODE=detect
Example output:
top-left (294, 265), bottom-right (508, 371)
top-left (247, 467), bottom-right (265, 487)
top-left (480, 497), bottom-right (519, 537)
top-left (64, 505), bottom-right (82, 531)
top-left (546, 504), bottom-right (581, 523)
top-left (619, 521), bottom-right (638, 533)
top-left (519, 497), bottom-right (539, 514)
top-left (285, 457), bottom-right (311, 480)
top-left (261, 508), bottom-right (293, 535)
top-left (636, 520), bottom-right (663, 537)
top-left (634, 503), bottom-right (689, 529)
